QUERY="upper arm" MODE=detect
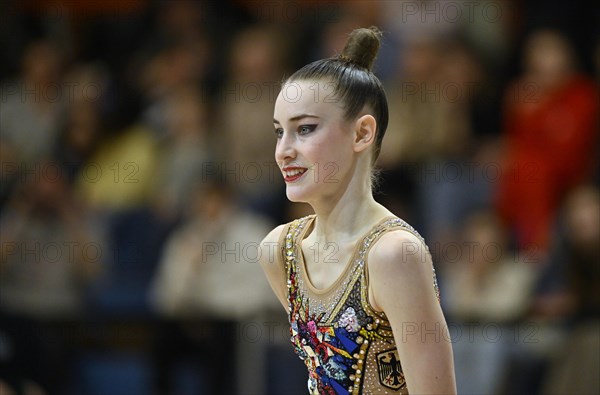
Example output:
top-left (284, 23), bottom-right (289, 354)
top-left (368, 231), bottom-right (457, 395)
top-left (259, 224), bottom-right (289, 313)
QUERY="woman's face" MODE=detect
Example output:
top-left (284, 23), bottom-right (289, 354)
top-left (273, 79), bottom-right (355, 203)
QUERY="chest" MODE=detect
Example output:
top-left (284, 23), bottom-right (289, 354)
top-left (300, 237), bottom-right (356, 290)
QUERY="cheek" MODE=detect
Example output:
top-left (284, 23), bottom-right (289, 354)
top-left (297, 125), bottom-right (354, 186)
top-left (311, 128), bottom-right (352, 163)
top-left (311, 162), bottom-right (339, 185)
top-left (303, 143), bottom-right (345, 184)
top-left (319, 141), bottom-right (353, 179)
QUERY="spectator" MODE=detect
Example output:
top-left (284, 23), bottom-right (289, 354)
top-left (0, 161), bottom-right (102, 394)
top-left (441, 210), bottom-right (537, 395)
top-left (0, 39), bottom-right (66, 166)
top-left (53, 63), bottom-right (108, 183)
top-left (1, 39), bottom-right (66, 209)
top-left (539, 185), bottom-right (600, 394)
top-left (150, 178), bottom-right (277, 394)
top-left (151, 87), bottom-right (212, 219)
top-left (496, 29), bottom-right (599, 254)
top-left (215, 24), bottom-right (289, 221)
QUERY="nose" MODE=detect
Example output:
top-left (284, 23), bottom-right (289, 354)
top-left (275, 130), bottom-right (296, 165)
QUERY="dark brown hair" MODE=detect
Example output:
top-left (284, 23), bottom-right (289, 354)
top-left (285, 27), bottom-right (389, 165)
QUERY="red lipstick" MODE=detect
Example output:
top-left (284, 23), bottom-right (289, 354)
top-left (282, 166), bottom-right (308, 183)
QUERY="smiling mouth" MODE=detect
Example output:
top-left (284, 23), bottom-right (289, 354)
top-left (282, 167), bottom-right (308, 182)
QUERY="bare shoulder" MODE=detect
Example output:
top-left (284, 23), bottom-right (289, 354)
top-left (367, 228), bottom-right (436, 311)
top-left (259, 224), bottom-right (287, 268)
top-left (368, 228), bottom-right (431, 274)
top-left (261, 223), bottom-right (286, 245)
top-left (259, 223), bottom-right (290, 312)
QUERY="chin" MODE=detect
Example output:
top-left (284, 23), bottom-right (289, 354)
top-left (285, 190), bottom-right (309, 203)
top-left (285, 183), bottom-right (315, 203)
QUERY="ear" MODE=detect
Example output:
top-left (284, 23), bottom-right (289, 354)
top-left (352, 114), bottom-right (377, 153)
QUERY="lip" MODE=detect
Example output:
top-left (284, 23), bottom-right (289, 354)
top-left (282, 166), bottom-right (308, 183)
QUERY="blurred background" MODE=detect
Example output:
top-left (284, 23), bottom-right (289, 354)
top-left (0, 1), bottom-right (598, 394)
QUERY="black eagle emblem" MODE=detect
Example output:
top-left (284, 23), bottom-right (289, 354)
top-left (377, 349), bottom-right (406, 390)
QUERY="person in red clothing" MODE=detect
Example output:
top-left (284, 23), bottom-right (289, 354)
top-left (497, 29), bottom-right (599, 256)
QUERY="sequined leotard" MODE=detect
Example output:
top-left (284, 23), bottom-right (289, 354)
top-left (280, 215), bottom-right (440, 395)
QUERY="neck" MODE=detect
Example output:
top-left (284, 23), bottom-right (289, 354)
top-left (307, 165), bottom-right (392, 244)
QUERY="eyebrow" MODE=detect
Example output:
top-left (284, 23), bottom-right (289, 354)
top-left (273, 114), bottom-right (320, 124)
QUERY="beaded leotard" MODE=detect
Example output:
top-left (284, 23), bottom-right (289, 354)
top-left (281, 215), bottom-right (440, 395)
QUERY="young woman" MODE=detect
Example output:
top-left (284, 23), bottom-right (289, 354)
top-left (260, 27), bottom-right (456, 395)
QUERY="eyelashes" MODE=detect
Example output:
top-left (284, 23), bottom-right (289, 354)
top-left (298, 124), bottom-right (317, 135)
top-left (274, 124), bottom-right (318, 138)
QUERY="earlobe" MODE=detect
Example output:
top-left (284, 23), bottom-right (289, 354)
top-left (353, 114), bottom-right (377, 153)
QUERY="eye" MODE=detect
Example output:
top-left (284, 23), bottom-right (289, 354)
top-left (274, 127), bottom-right (284, 138)
top-left (298, 124), bottom-right (317, 135)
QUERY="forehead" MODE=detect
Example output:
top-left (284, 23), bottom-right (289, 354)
top-left (274, 79), bottom-right (344, 121)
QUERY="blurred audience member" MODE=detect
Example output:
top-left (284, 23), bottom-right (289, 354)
top-left (444, 211), bottom-right (536, 322)
top-left (380, 36), bottom-right (490, 244)
top-left (0, 162), bottom-right (101, 317)
top-left (0, 39), bottom-right (65, 165)
top-left (151, 0), bottom-right (208, 48)
top-left (442, 210), bottom-right (537, 395)
top-left (150, 178), bottom-right (276, 394)
top-left (151, 178), bottom-right (276, 318)
top-left (0, 161), bottom-right (102, 394)
top-left (382, 37), bottom-right (480, 164)
top-left (496, 29), bottom-right (599, 255)
top-left (216, 24), bottom-right (288, 221)
top-left (538, 185), bottom-right (600, 394)
top-left (379, 0), bottom-right (515, 80)
top-left (561, 186), bottom-right (600, 321)
top-left (73, 123), bottom-right (159, 211)
top-left (531, 184), bottom-right (600, 323)
top-left (1, 39), bottom-right (66, 209)
top-left (502, 184), bottom-right (600, 395)
top-left (140, 37), bottom-right (211, 141)
top-left (53, 64), bottom-right (108, 183)
top-left (152, 87), bottom-right (212, 219)
top-left (377, 36), bottom-right (444, 224)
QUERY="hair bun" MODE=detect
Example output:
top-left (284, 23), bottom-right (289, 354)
top-left (339, 26), bottom-right (382, 71)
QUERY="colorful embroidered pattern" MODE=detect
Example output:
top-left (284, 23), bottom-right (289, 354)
top-left (283, 215), bottom-right (440, 394)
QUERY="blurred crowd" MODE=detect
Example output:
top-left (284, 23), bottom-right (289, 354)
top-left (0, 1), bottom-right (598, 394)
